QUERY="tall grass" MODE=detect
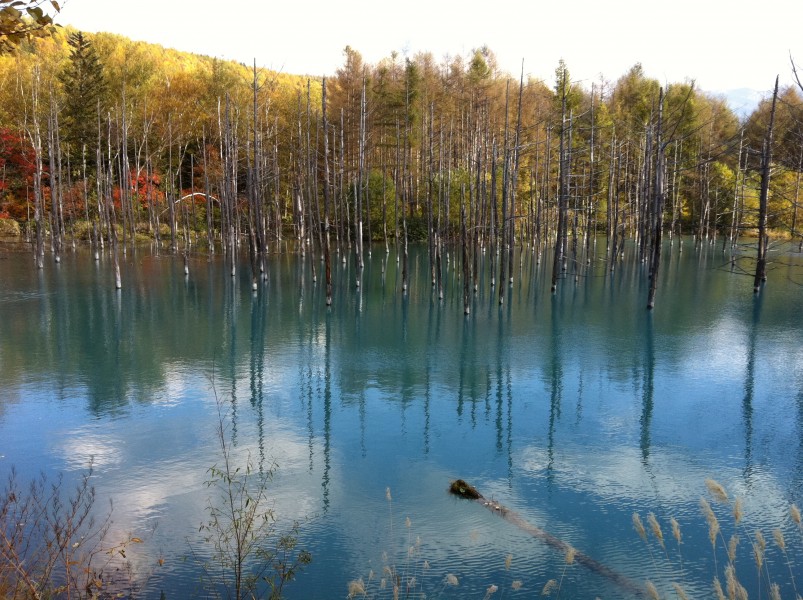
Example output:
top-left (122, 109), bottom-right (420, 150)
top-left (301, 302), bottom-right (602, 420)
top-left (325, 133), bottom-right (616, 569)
top-left (346, 487), bottom-right (533, 599)
top-left (632, 479), bottom-right (802, 600)
top-left (349, 478), bottom-right (800, 599)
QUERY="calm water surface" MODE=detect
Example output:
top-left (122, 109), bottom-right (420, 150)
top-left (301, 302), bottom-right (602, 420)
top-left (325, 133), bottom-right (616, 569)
top-left (1, 239), bottom-right (802, 598)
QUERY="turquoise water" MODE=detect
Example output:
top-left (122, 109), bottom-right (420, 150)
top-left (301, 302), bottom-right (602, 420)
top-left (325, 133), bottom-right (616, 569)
top-left (0, 239), bottom-right (801, 598)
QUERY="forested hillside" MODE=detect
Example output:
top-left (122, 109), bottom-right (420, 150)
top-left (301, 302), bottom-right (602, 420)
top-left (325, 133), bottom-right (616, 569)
top-left (1, 28), bottom-right (801, 281)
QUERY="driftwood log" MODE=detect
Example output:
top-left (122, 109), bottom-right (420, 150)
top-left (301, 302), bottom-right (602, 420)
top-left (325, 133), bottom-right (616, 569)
top-left (449, 479), bottom-right (645, 598)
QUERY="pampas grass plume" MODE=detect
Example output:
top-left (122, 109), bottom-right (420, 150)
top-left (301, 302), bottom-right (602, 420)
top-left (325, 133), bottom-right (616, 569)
top-left (541, 579), bottom-right (558, 595)
top-left (756, 530), bottom-right (766, 552)
top-left (348, 578), bottom-right (366, 597)
top-left (670, 517), bottom-right (682, 546)
top-left (648, 513), bottom-right (665, 547)
top-left (633, 513), bottom-right (647, 541)
top-left (700, 497), bottom-right (720, 548)
top-left (726, 564), bottom-right (748, 600)
top-left (773, 528), bottom-right (785, 551)
top-left (770, 583), bottom-right (782, 600)
top-left (713, 577), bottom-right (726, 600)
top-left (728, 534), bottom-right (739, 563)
top-left (706, 479), bottom-right (729, 503)
top-left (672, 582), bottom-right (689, 600)
top-left (753, 542), bottom-right (765, 571)
top-left (733, 498), bottom-right (743, 526)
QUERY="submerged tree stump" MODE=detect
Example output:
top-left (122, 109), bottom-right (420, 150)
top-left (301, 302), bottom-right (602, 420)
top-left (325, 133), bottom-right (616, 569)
top-left (449, 479), bottom-right (481, 499)
top-left (449, 479), bottom-right (646, 598)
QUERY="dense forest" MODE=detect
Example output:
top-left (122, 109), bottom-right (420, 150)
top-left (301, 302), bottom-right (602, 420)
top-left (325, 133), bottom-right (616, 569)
top-left (1, 26), bottom-right (802, 301)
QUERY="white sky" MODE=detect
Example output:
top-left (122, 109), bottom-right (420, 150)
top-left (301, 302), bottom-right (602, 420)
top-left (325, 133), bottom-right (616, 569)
top-left (58, 0), bottom-right (801, 97)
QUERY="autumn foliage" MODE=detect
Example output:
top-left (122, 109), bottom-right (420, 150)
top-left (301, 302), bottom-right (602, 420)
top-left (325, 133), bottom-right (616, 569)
top-left (0, 127), bottom-right (37, 220)
top-left (0, 25), bottom-right (801, 248)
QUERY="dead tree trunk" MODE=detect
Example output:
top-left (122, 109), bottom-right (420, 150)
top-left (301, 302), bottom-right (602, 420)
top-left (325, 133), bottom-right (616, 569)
top-left (753, 76), bottom-right (778, 293)
top-left (27, 68), bottom-right (45, 269)
top-left (106, 113), bottom-right (121, 289)
top-left (791, 141), bottom-right (802, 250)
top-left (499, 80), bottom-right (510, 304)
top-left (322, 78), bottom-right (333, 306)
top-left (47, 95), bottom-right (62, 263)
top-left (551, 70), bottom-right (569, 292)
top-left (461, 187), bottom-right (470, 315)
top-left (490, 141), bottom-right (498, 286)
top-left (647, 88), bottom-right (665, 310)
top-left (509, 68), bottom-right (524, 285)
top-left (727, 130), bottom-right (745, 251)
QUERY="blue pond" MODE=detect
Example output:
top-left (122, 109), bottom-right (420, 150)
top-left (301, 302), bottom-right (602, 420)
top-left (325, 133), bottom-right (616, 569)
top-left (0, 239), bottom-right (801, 598)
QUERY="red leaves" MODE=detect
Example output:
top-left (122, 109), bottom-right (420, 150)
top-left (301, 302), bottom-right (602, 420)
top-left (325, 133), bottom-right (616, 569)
top-left (0, 127), bottom-right (38, 220)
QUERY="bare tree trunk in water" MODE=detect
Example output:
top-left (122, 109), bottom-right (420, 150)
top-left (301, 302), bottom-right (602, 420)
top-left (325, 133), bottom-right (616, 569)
top-left (461, 187), bottom-right (470, 315)
top-left (168, 117), bottom-right (177, 253)
top-left (47, 95), bottom-right (62, 263)
top-left (106, 114), bottom-right (121, 289)
top-left (428, 104), bottom-right (437, 287)
top-left (471, 130), bottom-right (480, 293)
top-left (509, 66), bottom-right (524, 286)
top-left (203, 131), bottom-right (214, 252)
top-left (356, 76), bottom-right (367, 275)
top-left (606, 133), bottom-right (615, 254)
top-left (791, 142), bottom-right (802, 251)
top-left (400, 122), bottom-right (409, 294)
top-left (28, 68), bottom-right (45, 269)
top-left (647, 88), bottom-right (665, 310)
top-left (322, 78), bottom-right (333, 306)
top-left (499, 80), bottom-right (510, 304)
top-left (551, 69), bottom-right (569, 292)
top-left (490, 142), bottom-right (498, 287)
top-left (753, 76), bottom-right (778, 293)
top-left (727, 130), bottom-right (744, 252)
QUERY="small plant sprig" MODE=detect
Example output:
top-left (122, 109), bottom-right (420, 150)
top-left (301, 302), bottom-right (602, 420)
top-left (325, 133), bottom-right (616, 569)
top-left (0, 463), bottom-right (149, 598)
top-left (197, 383), bottom-right (311, 600)
top-left (546, 546), bottom-right (576, 599)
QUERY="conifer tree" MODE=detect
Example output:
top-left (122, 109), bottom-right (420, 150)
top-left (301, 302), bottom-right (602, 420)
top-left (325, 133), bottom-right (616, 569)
top-left (57, 31), bottom-right (107, 159)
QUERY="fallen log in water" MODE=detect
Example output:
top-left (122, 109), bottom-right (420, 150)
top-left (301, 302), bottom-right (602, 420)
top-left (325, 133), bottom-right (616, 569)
top-left (449, 479), bottom-right (645, 598)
